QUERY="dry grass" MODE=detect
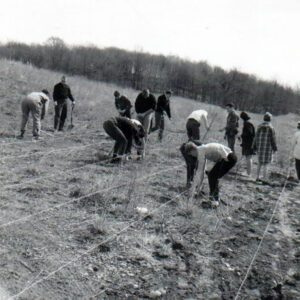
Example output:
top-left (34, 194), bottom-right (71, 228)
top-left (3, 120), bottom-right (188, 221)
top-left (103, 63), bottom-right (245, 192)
top-left (0, 59), bottom-right (299, 299)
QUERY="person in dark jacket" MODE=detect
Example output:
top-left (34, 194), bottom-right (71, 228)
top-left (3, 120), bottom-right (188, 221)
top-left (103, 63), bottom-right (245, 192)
top-left (240, 112), bottom-right (255, 176)
top-left (220, 103), bottom-right (239, 151)
top-left (103, 117), bottom-right (145, 163)
top-left (150, 90), bottom-right (172, 141)
top-left (53, 76), bottom-right (75, 131)
top-left (135, 89), bottom-right (156, 140)
top-left (114, 90), bottom-right (132, 118)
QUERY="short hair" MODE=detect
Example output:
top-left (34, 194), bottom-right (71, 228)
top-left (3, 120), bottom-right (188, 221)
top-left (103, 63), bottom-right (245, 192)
top-left (42, 89), bottom-right (49, 95)
top-left (165, 90), bottom-right (172, 95)
top-left (240, 111), bottom-right (250, 121)
top-left (263, 112), bottom-right (272, 122)
top-left (225, 103), bottom-right (235, 108)
top-left (114, 90), bottom-right (120, 97)
top-left (180, 141), bottom-right (201, 155)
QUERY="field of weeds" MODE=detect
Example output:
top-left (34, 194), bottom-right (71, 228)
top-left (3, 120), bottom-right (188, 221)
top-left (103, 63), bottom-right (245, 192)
top-left (0, 59), bottom-right (299, 299)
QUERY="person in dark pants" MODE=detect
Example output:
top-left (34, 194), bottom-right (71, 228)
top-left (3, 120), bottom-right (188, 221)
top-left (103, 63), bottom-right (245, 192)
top-left (53, 76), bottom-right (75, 131)
top-left (186, 109), bottom-right (209, 141)
top-left (180, 140), bottom-right (202, 187)
top-left (240, 112), bottom-right (255, 176)
top-left (103, 117), bottom-right (145, 163)
top-left (292, 121), bottom-right (300, 181)
top-left (114, 90), bottom-right (132, 118)
top-left (135, 89), bottom-right (156, 141)
top-left (182, 142), bottom-right (237, 206)
top-left (220, 103), bottom-right (239, 151)
top-left (150, 90), bottom-right (172, 141)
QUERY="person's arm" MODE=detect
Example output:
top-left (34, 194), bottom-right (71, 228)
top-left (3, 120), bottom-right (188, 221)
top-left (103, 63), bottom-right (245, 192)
top-left (40, 96), bottom-right (49, 120)
top-left (203, 114), bottom-right (209, 130)
top-left (165, 101), bottom-right (171, 119)
top-left (191, 149), bottom-right (206, 194)
top-left (68, 87), bottom-right (75, 103)
top-left (270, 127), bottom-right (277, 152)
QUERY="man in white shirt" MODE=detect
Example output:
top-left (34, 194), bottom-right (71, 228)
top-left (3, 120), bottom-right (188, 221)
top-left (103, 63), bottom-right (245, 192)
top-left (182, 142), bottom-right (237, 204)
top-left (186, 109), bottom-right (209, 141)
top-left (292, 121), bottom-right (300, 180)
top-left (19, 90), bottom-right (50, 139)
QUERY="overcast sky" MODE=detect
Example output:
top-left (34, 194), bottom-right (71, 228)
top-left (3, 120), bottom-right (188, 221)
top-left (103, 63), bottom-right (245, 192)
top-left (0, 0), bottom-right (299, 88)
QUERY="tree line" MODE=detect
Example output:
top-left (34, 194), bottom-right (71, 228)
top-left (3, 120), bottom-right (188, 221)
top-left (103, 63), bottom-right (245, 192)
top-left (0, 37), bottom-right (299, 115)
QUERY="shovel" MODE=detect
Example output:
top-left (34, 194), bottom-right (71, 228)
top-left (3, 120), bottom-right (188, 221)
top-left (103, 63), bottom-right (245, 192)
top-left (68, 105), bottom-right (75, 130)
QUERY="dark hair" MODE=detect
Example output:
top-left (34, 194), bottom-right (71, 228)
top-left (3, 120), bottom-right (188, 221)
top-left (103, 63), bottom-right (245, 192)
top-left (114, 90), bottom-right (120, 97)
top-left (42, 89), bottom-right (49, 95)
top-left (263, 112), bottom-right (272, 122)
top-left (165, 90), bottom-right (172, 95)
top-left (225, 103), bottom-right (235, 108)
top-left (240, 111), bottom-right (250, 121)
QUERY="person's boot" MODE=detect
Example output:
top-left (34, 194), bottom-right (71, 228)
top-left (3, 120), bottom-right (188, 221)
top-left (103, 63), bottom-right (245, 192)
top-left (17, 130), bottom-right (25, 139)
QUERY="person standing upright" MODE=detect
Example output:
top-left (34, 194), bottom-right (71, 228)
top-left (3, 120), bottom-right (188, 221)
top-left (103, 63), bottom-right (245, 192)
top-left (291, 121), bottom-right (300, 181)
top-left (220, 103), bottom-right (239, 151)
top-left (135, 89), bottom-right (156, 140)
top-left (19, 89), bottom-right (50, 139)
top-left (240, 112), bottom-right (255, 176)
top-left (114, 90), bottom-right (132, 118)
top-left (252, 112), bottom-right (277, 182)
top-left (151, 90), bottom-right (172, 141)
top-left (53, 76), bottom-right (75, 131)
top-left (186, 109), bottom-right (209, 141)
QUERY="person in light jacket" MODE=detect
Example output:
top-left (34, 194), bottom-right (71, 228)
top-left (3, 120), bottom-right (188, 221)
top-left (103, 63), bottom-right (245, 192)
top-left (291, 121), bottom-right (300, 181)
top-left (19, 89), bottom-right (50, 139)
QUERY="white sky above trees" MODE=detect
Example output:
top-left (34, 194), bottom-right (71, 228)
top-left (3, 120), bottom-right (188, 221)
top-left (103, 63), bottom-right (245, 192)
top-left (0, 0), bottom-right (299, 88)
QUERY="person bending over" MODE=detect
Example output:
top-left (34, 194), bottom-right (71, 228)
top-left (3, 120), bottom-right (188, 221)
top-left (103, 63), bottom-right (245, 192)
top-left (19, 89), bottom-right (50, 139)
top-left (182, 142), bottom-right (237, 205)
top-left (103, 117), bottom-right (145, 163)
top-left (186, 109), bottom-right (209, 141)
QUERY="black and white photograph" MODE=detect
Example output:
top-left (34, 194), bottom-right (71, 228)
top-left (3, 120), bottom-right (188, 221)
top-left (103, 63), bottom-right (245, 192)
top-left (0, 0), bottom-right (299, 299)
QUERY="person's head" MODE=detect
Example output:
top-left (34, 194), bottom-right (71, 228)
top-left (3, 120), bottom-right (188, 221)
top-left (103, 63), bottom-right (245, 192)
top-left (142, 89), bottom-right (150, 98)
top-left (181, 141), bottom-right (201, 158)
top-left (61, 76), bottom-right (66, 83)
top-left (165, 90), bottom-right (172, 99)
top-left (225, 103), bottom-right (235, 112)
top-left (114, 90), bottom-right (120, 99)
top-left (263, 112), bottom-right (272, 122)
top-left (240, 111), bottom-right (250, 121)
top-left (41, 89), bottom-right (49, 96)
top-left (297, 121), bottom-right (300, 129)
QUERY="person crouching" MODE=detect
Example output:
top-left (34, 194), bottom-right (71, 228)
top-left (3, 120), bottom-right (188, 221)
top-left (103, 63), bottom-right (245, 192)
top-left (181, 142), bottom-right (237, 206)
top-left (103, 117), bottom-right (145, 163)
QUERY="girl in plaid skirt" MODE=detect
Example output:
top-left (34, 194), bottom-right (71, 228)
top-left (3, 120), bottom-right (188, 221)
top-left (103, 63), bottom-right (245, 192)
top-left (252, 112), bottom-right (277, 181)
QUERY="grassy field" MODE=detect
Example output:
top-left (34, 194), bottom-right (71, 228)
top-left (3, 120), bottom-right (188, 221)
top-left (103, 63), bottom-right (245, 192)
top-left (0, 59), bottom-right (299, 299)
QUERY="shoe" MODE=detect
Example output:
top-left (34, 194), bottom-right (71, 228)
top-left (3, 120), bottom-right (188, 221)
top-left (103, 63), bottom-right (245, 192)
top-left (110, 157), bottom-right (121, 164)
top-left (211, 200), bottom-right (219, 208)
top-left (201, 200), bottom-right (212, 208)
top-left (241, 171), bottom-right (250, 177)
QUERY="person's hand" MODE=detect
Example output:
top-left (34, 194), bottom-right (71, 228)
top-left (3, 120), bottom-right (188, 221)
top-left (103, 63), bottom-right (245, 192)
top-left (72, 102), bottom-right (75, 109)
top-left (54, 101), bottom-right (58, 106)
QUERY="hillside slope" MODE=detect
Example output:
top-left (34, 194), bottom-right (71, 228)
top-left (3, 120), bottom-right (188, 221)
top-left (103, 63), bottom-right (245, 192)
top-left (0, 59), bottom-right (299, 299)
